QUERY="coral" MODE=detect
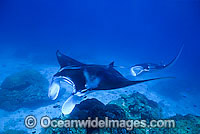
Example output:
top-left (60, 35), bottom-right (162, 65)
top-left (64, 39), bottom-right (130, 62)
top-left (140, 114), bottom-right (200, 134)
top-left (41, 93), bottom-right (200, 134)
top-left (42, 98), bottom-right (126, 134)
top-left (109, 93), bottom-right (163, 121)
top-left (166, 114), bottom-right (200, 134)
top-left (0, 69), bottom-right (51, 111)
top-left (108, 93), bottom-right (200, 134)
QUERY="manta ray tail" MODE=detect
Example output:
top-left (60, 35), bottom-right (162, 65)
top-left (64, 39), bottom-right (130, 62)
top-left (163, 44), bottom-right (184, 68)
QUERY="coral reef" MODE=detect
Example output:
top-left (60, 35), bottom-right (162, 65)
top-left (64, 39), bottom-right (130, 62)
top-left (109, 93), bottom-right (163, 121)
top-left (167, 114), bottom-right (200, 134)
top-left (0, 70), bottom-right (51, 111)
top-left (41, 93), bottom-right (200, 134)
top-left (42, 98), bottom-right (126, 134)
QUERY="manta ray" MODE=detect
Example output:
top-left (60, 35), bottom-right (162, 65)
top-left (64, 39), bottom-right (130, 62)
top-left (48, 51), bottom-right (169, 115)
top-left (131, 45), bottom-right (184, 76)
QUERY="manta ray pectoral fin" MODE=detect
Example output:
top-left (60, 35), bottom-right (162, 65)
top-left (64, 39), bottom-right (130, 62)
top-left (131, 66), bottom-right (144, 76)
top-left (56, 50), bottom-right (84, 68)
top-left (48, 79), bottom-right (61, 100)
top-left (62, 94), bottom-right (86, 115)
top-left (130, 77), bottom-right (175, 85)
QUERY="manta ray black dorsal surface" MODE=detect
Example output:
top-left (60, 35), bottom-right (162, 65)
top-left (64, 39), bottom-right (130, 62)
top-left (54, 50), bottom-right (170, 92)
top-left (109, 61), bottom-right (115, 68)
top-left (49, 51), bottom-right (171, 115)
top-left (56, 50), bottom-right (84, 68)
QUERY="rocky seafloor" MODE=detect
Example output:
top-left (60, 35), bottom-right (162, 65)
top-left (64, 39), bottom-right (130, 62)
top-left (41, 94), bottom-right (200, 134)
top-left (0, 69), bottom-right (199, 134)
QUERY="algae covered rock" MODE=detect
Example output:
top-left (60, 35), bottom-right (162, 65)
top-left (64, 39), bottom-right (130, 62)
top-left (41, 93), bottom-right (200, 134)
top-left (142, 114), bottom-right (200, 134)
top-left (1, 70), bottom-right (44, 91)
top-left (69, 98), bottom-right (126, 120)
top-left (42, 98), bottom-right (126, 134)
top-left (71, 98), bottom-right (126, 134)
top-left (69, 98), bottom-right (106, 120)
top-left (109, 92), bottom-right (163, 121)
top-left (108, 93), bottom-right (200, 134)
top-left (42, 95), bottom-right (163, 134)
top-left (166, 114), bottom-right (200, 134)
top-left (0, 69), bottom-right (51, 111)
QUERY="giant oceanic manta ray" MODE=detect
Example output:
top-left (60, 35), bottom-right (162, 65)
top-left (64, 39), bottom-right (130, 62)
top-left (48, 51), bottom-right (169, 115)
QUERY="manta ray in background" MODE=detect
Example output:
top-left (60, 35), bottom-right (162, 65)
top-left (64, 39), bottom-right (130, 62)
top-left (130, 45), bottom-right (184, 76)
top-left (48, 51), bottom-right (170, 115)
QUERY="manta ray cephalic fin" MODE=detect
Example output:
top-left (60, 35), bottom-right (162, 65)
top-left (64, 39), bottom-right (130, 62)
top-left (61, 94), bottom-right (87, 115)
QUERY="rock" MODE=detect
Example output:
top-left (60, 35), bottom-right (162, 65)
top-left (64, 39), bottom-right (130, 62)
top-left (109, 93), bottom-right (163, 121)
top-left (69, 98), bottom-right (106, 120)
top-left (108, 93), bottom-right (200, 134)
top-left (53, 104), bottom-right (61, 108)
top-left (145, 114), bottom-right (200, 134)
top-left (69, 98), bottom-right (125, 120)
top-left (41, 92), bottom-right (200, 134)
top-left (32, 131), bottom-right (36, 134)
top-left (104, 104), bottom-right (126, 120)
top-left (42, 98), bottom-right (126, 134)
top-left (1, 70), bottom-right (43, 91)
top-left (166, 114), bottom-right (200, 134)
top-left (0, 70), bottom-right (51, 111)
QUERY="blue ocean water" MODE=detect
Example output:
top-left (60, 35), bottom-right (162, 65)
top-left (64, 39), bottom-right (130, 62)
top-left (0, 0), bottom-right (200, 132)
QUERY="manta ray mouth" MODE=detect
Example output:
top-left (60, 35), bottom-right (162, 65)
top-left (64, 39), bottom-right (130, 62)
top-left (48, 76), bottom-right (76, 100)
top-left (61, 76), bottom-right (76, 94)
top-left (48, 75), bottom-right (85, 115)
